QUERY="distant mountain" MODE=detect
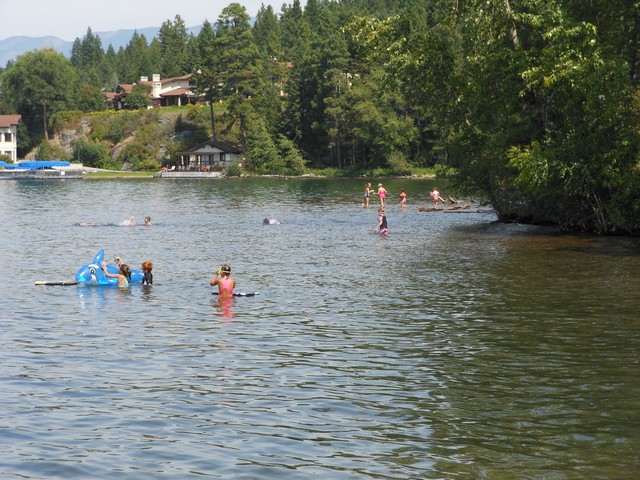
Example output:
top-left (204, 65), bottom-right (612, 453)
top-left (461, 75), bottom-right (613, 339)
top-left (0, 26), bottom-right (202, 67)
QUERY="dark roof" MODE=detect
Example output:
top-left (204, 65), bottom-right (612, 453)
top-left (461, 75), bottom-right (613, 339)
top-left (187, 140), bottom-right (243, 154)
top-left (160, 88), bottom-right (194, 98)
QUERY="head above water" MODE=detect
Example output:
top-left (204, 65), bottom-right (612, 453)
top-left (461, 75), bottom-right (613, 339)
top-left (142, 261), bottom-right (153, 272)
top-left (220, 264), bottom-right (231, 276)
top-left (120, 264), bottom-right (132, 281)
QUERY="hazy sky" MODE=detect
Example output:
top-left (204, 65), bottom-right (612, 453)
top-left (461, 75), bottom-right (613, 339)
top-left (2, 0), bottom-right (306, 40)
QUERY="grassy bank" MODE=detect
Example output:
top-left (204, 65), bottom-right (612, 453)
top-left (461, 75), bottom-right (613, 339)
top-left (83, 170), bottom-right (155, 179)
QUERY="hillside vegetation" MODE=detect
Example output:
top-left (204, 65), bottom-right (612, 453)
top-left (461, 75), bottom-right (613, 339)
top-left (39, 107), bottom-right (210, 172)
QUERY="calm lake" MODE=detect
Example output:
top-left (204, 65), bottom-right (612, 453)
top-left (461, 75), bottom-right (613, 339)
top-left (1, 177), bottom-right (639, 479)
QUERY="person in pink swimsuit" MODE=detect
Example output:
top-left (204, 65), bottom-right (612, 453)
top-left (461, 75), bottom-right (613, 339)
top-left (210, 264), bottom-right (236, 298)
top-left (377, 183), bottom-right (387, 206)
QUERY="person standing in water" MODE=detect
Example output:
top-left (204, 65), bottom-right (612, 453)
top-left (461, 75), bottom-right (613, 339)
top-left (210, 264), bottom-right (236, 298)
top-left (400, 189), bottom-right (407, 208)
top-left (377, 183), bottom-right (387, 207)
top-left (141, 261), bottom-right (153, 285)
top-left (430, 187), bottom-right (446, 205)
top-left (375, 207), bottom-right (388, 235)
top-left (363, 182), bottom-right (373, 208)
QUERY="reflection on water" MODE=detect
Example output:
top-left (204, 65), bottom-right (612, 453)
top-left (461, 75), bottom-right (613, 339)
top-left (1, 178), bottom-right (639, 479)
top-left (214, 295), bottom-right (236, 320)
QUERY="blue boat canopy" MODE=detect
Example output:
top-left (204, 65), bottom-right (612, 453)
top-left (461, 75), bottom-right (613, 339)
top-left (0, 160), bottom-right (71, 170)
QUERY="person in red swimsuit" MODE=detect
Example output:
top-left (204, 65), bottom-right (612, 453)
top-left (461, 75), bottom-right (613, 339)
top-left (377, 183), bottom-right (387, 207)
top-left (210, 264), bottom-right (236, 298)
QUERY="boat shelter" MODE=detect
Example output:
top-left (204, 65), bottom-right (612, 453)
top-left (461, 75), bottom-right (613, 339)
top-left (175, 140), bottom-right (244, 172)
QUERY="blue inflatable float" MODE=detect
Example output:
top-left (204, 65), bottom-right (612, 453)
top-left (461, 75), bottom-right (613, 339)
top-left (75, 249), bottom-right (143, 285)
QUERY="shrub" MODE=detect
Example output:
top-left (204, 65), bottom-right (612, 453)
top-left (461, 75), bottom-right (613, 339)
top-left (73, 139), bottom-right (111, 168)
top-left (386, 151), bottom-right (412, 176)
top-left (36, 140), bottom-right (69, 160)
top-left (50, 110), bottom-right (84, 133)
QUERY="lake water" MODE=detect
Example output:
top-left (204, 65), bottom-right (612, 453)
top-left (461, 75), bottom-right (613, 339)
top-left (1, 177), bottom-right (639, 479)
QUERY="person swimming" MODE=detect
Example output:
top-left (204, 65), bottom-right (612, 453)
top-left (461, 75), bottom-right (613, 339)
top-left (141, 261), bottom-right (153, 285)
top-left (210, 264), bottom-right (236, 298)
top-left (101, 260), bottom-right (131, 288)
top-left (263, 218), bottom-right (280, 225)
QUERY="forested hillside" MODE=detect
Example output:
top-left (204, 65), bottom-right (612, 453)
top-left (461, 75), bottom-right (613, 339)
top-left (1, 0), bottom-right (640, 234)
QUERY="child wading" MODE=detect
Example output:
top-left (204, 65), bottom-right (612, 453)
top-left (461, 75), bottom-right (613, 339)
top-left (376, 208), bottom-right (388, 235)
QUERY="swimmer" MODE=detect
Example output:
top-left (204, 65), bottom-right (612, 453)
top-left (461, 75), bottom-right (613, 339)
top-left (210, 264), bottom-right (236, 298)
top-left (144, 216), bottom-right (152, 226)
top-left (263, 218), bottom-right (281, 225)
top-left (141, 261), bottom-right (153, 285)
top-left (121, 216), bottom-right (135, 226)
top-left (101, 260), bottom-right (131, 288)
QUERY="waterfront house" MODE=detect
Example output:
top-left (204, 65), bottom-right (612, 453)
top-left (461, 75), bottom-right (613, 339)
top-left (176, 140), bottom-right (244, 171)
top-left (0, 115), bottom-right (21, 162)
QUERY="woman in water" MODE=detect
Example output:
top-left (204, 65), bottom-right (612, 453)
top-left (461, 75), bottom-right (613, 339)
top-left (210, 264), bottom-right (236, 298)
top-left (101, 260), bottom-right (131, 288)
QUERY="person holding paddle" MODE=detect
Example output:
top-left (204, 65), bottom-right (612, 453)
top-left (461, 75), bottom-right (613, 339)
top-left (210, 264), bottom-right (236, 298)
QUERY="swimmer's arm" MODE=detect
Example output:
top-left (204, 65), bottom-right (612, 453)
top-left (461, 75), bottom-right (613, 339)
top-left (101, 261), bottom-right (119, 279)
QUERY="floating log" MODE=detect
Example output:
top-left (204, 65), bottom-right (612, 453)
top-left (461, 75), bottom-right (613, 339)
top-left (419, 203), bottom-right (471, 212)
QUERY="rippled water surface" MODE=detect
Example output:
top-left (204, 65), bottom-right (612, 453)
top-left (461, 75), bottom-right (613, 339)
top-left (1, 178), bottom-right (639, 479)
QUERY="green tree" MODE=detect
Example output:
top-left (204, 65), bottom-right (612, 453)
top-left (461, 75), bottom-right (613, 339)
top-left (215, 3), bottom-right (265, 143)
top-left (76, 84), bottom-right (106, 112)
top-left (70, 27), bottom-right (104, 87)
top-left (158, 15), bottom-right (190, 78)
top-left (2, 49), bottom-right (77, 140)
top-left (118, 32), bottom-right (154, 83)
top-left (73, 139), bottom-right (112, 168)
top-left (125, 83), bottom-right (152, 109)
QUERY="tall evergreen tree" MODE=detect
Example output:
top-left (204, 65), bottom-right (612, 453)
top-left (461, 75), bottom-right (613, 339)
top-left (70, 27), bottom-right (105, 88)
top-left (215, 3), bottom-right (265, 142)
top-left (158, 15), bottom-right (190, 78)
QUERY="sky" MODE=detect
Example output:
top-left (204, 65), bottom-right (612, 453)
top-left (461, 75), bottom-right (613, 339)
top-left (2, 0), bottom-right (306, 40)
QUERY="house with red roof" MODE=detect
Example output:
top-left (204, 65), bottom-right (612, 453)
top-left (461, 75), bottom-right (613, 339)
top-left (0, 115), bottom-right (21, 161)
top-left (108, 74), bottom-right (197, 110)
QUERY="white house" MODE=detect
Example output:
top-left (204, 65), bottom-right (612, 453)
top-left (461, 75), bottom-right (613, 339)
top-left (0, 115), bottom-right (21, 162)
